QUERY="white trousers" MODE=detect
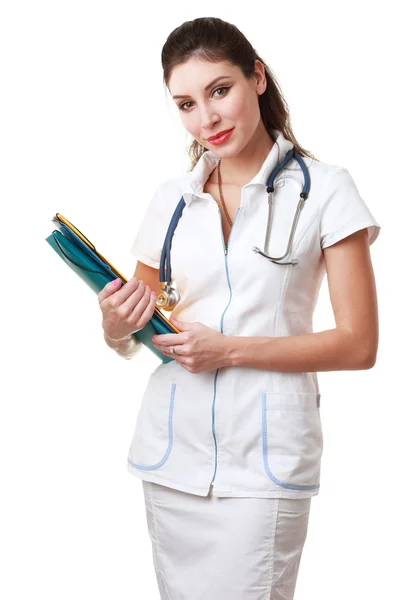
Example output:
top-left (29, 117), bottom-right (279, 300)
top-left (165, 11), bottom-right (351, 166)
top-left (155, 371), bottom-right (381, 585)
top-left (142, 481), bottom-right (312, 600)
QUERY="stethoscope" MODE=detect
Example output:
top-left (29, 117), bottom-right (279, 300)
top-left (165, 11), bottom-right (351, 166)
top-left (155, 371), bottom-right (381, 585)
top-left (156, 148), bottom-right (311, 311)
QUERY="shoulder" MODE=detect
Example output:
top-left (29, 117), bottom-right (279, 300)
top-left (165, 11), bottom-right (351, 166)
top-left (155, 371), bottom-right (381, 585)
top-left (143, 173), bottom-right (191, 224)
top-left (312, 159), bottom-right (380, 249)
top-left (307, 158), bottom-right (351, 191)
top-left (158, 171), bottom-right (192, 196)
top-left (148, 171), bottom-right (196, 222)
top-left (301, 159), bottom-right (362, 215)
top-left (284, 155), bottom-right (351, 195)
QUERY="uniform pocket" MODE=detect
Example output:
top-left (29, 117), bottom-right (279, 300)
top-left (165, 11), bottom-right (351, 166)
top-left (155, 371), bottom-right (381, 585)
top-left (261, 391), bottom-right (323, 490)
top-left (127, 378), bottom-right (176, 470)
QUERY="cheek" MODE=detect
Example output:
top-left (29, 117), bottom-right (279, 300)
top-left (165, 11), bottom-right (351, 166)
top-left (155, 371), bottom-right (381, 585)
top-left (181, 113), bottom-right (200, 138)
top-left (227, 92), bottom-right (258, 127)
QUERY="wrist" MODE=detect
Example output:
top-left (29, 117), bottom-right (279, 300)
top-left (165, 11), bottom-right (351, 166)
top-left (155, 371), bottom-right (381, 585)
top-left (222, 335), bottom-right (241, 368)
top-left (103, 329), bottom-right (142, 359)
top-left (104, 331), bottom-right (131, 342)
top-left (224, 336), bottom-right (275, 369)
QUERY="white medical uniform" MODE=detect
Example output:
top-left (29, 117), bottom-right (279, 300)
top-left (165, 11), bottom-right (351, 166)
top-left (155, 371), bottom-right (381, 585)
top-left (141, 480), bottom-right (312, 600)
top-left (126, 130), bottom-right (381, 598)
top-left (127, 129), bottom-right (381, 499)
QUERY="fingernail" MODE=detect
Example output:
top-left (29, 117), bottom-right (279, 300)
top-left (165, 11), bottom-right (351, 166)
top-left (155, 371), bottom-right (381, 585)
top-left (151, 291), bottom-right (156, 296)
top-left (112, 279), bottom-right (119, 287)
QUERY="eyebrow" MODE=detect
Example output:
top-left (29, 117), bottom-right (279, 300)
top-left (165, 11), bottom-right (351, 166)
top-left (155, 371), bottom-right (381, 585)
top-left (172, 75), bottom-right (233, 100)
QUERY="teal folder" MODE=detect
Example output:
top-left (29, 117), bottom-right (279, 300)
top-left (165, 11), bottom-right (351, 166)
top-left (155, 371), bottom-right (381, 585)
top-left (45, 213), bottom-right (178, 363)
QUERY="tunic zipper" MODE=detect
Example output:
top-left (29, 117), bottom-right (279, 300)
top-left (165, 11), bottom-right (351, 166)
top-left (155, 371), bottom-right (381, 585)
top-left (210, 206), bottom-right (241, 487)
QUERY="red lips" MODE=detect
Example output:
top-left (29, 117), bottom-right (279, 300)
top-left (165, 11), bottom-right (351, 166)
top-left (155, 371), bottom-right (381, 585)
top-left (207, 128), bottom-right (234, 141)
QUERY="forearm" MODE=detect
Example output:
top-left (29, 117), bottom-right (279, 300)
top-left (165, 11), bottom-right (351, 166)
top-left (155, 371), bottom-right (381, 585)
top-left (225, 327), bottom-right (374, 372)
top-left (103, 331), bottom-right (142, 360)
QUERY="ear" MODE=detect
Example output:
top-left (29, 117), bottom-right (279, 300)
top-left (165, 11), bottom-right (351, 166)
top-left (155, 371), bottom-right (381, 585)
top-left (254, 59), bottom-right (267, 95)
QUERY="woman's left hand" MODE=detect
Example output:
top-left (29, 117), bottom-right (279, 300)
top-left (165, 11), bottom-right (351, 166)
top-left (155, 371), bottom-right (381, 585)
top-left (151, 317), bottom-right (229, 373)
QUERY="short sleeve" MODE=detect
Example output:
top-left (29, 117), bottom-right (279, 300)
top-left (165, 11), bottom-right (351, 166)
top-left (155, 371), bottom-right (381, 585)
top-left (130, 184), bottom-right (167, 269)
top-left (319, 166), bottom-right (381, 250)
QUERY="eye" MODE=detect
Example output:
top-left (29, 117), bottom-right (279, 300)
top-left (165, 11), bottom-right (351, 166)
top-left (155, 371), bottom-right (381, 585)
top-left (178, 86), bottom-right (231, 112)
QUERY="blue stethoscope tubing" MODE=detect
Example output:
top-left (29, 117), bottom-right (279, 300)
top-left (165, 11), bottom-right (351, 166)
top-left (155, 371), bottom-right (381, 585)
top-left (253, 148), bottom-right (310, 265)
top-left (159, 148), bottom-right (310, 294)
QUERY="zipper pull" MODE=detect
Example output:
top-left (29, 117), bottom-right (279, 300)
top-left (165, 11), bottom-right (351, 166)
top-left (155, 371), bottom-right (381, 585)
top-left (224, 245), bottom-right (228, 255)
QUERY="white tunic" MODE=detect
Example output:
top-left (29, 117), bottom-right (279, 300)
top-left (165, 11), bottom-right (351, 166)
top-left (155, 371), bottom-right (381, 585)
top-left (126, 129), bottom-right (381, 499)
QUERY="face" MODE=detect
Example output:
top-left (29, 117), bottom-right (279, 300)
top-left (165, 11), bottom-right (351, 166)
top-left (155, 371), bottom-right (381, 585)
top-left (168, 57), bottom-right (267, 157)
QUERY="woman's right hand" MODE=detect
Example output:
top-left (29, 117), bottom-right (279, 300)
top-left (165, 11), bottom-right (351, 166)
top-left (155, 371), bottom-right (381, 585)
top-left (98, 277), bottom-right (157, 341)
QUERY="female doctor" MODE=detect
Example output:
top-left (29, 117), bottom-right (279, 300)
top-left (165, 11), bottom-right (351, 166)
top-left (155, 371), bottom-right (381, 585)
top-left (98, 17), bottom-right (381, 600)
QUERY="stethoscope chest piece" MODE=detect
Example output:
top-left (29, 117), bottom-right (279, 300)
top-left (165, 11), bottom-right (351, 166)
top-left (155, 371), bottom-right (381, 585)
top-left (156, 282), bottom-right (181, 311)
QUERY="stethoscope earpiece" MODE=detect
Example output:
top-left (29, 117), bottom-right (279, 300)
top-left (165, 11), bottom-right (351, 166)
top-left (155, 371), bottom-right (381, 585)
top-left (252, 246), bottom-right (299, 266)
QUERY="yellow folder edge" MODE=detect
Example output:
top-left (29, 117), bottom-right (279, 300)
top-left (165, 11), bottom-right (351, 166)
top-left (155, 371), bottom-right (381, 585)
top-left (53, 213), bottom-right (180, 334)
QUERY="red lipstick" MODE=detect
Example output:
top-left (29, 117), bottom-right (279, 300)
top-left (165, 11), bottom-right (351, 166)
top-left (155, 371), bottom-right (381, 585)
top-left (207, 128), bottom-right (234, 145)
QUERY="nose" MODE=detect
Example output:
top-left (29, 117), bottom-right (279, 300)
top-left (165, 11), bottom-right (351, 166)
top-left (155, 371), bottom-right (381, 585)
top-left (199, 105), bottom-right (220, 134)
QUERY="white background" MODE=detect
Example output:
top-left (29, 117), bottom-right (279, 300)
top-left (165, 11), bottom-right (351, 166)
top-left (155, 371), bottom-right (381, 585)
top-left (1, 1), bottom-right (398, 598)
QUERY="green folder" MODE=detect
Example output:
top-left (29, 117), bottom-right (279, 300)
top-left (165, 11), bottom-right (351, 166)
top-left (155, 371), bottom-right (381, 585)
top-left (45, 213), bottom-right (178, 363)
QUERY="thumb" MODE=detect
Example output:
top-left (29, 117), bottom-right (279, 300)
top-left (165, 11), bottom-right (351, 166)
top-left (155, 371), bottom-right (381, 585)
top-left (170, 316), bottom-right (192, 330)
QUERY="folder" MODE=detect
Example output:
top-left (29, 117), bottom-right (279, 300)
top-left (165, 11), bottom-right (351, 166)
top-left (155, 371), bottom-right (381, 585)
top-left (45, 213), bottom-right (179, 363)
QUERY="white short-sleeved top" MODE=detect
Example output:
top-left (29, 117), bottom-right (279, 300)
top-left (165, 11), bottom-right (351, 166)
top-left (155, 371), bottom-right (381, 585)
top-left (127, 129), bottom-right (381, 498)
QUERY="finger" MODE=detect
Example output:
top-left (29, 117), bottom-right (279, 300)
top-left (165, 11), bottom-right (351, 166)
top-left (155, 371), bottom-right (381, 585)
top-left (113, 276), bottom-right (142, 304)
top-left (152, 332), bottom-right (185, 345)
top-left (175, 357), bottom-right (191, 369)
top-left (155, 342), bottom-right (188, 357)
top-left (138, 290), bottom-right (158, 325)
top-left (153, 340), bottom-right (185, 352)
top-left (98, 277), bottom-right (123, 304)
top-left (170, 318), bottom-right (191, 331)
top-left (120, 280), bottom-right (149, 314)
top-left (126, 285), bottom-right (156, 327)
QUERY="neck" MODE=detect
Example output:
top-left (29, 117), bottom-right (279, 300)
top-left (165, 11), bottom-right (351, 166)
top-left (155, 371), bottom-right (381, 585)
top-left (211, 122), bottom-right (275, 187)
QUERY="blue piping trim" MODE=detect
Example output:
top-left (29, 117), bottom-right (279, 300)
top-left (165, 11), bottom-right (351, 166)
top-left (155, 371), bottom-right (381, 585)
top-left (219, 249), bottom-right (234, 334)
top-left (128, 383), bottom-right (176, 471)
top-left (210, 207), bottom-right (241, 485)
top-left (261, 392), bottom-right (320, 490)
top-left (210, 370), bottom-right (219, 483)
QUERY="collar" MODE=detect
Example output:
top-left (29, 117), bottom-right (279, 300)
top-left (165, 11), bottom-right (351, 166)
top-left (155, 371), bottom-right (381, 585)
top-left (181, 129), bottom-right (300, 206)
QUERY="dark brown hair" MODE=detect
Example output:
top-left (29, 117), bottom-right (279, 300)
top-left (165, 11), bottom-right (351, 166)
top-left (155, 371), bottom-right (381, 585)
top-left (161, 17), bottom-right (319, 172)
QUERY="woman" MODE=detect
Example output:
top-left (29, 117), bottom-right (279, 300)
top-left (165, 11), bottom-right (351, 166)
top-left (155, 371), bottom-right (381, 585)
top-left (99, 17), bottom-right (380, 600)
